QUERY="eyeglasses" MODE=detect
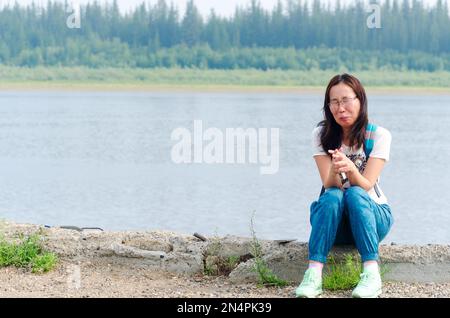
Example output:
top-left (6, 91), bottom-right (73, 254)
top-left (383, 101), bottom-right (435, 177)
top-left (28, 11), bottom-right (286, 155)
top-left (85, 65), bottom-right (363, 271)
top-left (328, 96), bottom-right (358, 109)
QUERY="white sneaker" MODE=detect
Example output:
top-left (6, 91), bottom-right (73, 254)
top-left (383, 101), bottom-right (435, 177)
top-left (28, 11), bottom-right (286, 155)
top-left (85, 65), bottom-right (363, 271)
top-left (295, 268), bottom-right (323, 298)
top-left (352, 269), bottom-right (382, 298)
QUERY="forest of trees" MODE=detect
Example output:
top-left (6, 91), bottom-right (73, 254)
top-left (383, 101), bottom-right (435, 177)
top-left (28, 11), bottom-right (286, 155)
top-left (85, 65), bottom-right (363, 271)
top-left (0, 0), bottom-right (449, 71)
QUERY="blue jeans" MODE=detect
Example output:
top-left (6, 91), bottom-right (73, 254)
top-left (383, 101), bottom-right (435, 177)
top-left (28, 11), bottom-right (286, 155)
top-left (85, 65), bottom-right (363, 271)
top-left (308, 186), bottom-right (393, 263)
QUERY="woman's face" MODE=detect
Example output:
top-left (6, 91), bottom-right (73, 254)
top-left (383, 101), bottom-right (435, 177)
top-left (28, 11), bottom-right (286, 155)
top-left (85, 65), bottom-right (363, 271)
top-left (328, 83), bottom-right (361, 129)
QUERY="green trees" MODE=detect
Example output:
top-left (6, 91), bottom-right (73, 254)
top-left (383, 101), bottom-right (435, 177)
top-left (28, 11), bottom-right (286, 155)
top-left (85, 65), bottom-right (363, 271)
top-left (181, 0), bottom-right (203, 47)
top-left (0, 0), bottom-right (448, 70)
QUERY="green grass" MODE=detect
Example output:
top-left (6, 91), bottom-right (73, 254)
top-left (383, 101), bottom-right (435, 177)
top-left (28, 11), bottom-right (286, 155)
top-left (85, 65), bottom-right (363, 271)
top-left (203, 255), bottom-right (242, 276)
top-left (0, 234), bottom-right (58, 273)
top-left (225, 256), bottom-right (240, 271)
top-left (323, 254), bottom-right (362, 291)
top-left (250, 212), bottom-right (288, 288)
top-left (1, 66), bottom-right (450, 90)
top-left (323, 254), bottom-right (389, 291)
top-left (202, 234), bottom-right (243, 276)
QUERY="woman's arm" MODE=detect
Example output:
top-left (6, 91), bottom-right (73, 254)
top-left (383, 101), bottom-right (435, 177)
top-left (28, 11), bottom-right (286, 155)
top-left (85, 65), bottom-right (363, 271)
top-left (332, 150), bottom-right (386, 191)
top-left (314, 155), bottom-right (343, 189)
top-left (347, 157), bottom-right (386, 190)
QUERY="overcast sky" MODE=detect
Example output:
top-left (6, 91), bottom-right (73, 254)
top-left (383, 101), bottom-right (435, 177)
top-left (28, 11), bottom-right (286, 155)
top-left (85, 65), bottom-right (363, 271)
top-left (0, 0), bottom-right (441, 17)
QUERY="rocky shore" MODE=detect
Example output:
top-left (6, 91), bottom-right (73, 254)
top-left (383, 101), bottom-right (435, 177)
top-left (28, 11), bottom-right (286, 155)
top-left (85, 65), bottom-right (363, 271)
top-left (0, 221), bottom-right (449, 298)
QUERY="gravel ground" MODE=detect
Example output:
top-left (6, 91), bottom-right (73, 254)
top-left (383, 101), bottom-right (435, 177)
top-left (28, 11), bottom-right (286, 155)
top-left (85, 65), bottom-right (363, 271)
top-left (0, 258), bottom-right (449, 298)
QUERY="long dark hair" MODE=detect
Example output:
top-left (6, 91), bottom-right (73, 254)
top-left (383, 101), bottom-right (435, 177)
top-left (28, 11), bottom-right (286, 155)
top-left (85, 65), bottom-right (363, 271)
top-left (318, 73), bottom-right (369, 153)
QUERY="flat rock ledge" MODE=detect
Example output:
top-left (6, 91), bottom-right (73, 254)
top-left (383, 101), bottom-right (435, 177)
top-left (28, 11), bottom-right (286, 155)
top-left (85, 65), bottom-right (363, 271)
top-left (1, 221), bottom-right (449, 284)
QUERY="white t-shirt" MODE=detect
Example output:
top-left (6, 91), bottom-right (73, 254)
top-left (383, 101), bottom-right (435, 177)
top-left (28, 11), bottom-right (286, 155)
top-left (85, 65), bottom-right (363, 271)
top-left (312, 125), bottom-right (392, 205)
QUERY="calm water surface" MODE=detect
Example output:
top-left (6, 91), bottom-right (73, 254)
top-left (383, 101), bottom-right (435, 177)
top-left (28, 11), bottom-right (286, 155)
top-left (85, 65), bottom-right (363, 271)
top-left (0, 91), bottom-right (448, 244)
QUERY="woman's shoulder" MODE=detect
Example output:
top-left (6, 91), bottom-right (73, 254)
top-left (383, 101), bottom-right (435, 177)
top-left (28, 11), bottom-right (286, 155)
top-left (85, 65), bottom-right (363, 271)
top-left (311, 125), bottom-right (324, 144)
top-left (372, 125), bottom-right (392, 140)
top-left (312, 125), bottom-right (323, 136)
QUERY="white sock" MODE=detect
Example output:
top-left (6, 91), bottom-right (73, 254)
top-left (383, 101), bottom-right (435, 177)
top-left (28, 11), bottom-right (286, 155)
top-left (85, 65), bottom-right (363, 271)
top-left (363, 261), bottom-right (379, 273)
top-left (308, 261), bottom-right (324, 275)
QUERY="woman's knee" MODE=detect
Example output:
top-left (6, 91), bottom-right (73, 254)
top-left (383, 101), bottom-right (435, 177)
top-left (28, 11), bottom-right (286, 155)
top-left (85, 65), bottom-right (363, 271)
top-left (344, 186), bottom-right (369, 209)
top-left (321, 187), bottom-right (344, 203)
top-left (344, 187), bottom-right (375, 223)
top-left (311, 187), bottom-right (344, 220)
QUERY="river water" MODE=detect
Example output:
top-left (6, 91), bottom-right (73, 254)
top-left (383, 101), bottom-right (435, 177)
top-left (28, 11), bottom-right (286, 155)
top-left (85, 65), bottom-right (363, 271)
top-left (0, 91), bottom-right (448, 244)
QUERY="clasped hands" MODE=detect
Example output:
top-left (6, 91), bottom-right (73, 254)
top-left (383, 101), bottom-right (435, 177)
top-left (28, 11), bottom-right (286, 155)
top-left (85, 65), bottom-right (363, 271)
top-left (328, 148), bottom-right (358, 176)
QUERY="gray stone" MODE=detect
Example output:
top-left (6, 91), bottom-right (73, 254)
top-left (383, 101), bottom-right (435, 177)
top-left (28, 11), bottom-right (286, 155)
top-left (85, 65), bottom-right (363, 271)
top-left (204, 235), bottom-right (274, 259)
top-left (229, 242), bottom-right (450, 284)
top-left (383, 263), bottom-right (450, 283)
top-left (112, 243), bottom-right (167, 260)
top-left (1, 220), bottom-right (449, 283)
top-left (169, 234), bottom-right (206, 255)
top-left (121, 233), bottom-right (173, 253)
top-left (379, 244), bottom-right (450, 264)
top-left (228, 259), bottom-right (259, 284)
top-left (163, 253), bottom-right (204, 274)
top-left (229, 244), bottom-right (308, 284)
top-left (36, 227), bottom-right (84, 257)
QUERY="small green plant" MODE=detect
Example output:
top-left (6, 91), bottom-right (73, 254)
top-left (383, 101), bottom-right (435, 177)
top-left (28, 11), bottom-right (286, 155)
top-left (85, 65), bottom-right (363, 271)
top-left (203, 233), bottom-right (221, 276)
top-left (202, 233), bottom-right (243, 276)
top-left (203, 256), bottom-right (242, 276)
top-left (207, 234), bottom-right (222, 257)
top-left (31, 253), bottom-right (58, 273)
top-left (323, 254), bottom-right (362, 291)
top-left (250, 211), bottom-right (288, 288)
top-left (0, 233), bottom-right (58, 273)
top-left (226, 255), bottom-right (240, 269)
top-left (203, 263), bottom-right (217, 276)
top-left (323, 254), bottom-right (391, 291)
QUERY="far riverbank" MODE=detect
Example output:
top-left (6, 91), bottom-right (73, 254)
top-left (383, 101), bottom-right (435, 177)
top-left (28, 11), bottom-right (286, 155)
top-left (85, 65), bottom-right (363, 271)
top-left (0, 67), bottom-right (450, 94)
